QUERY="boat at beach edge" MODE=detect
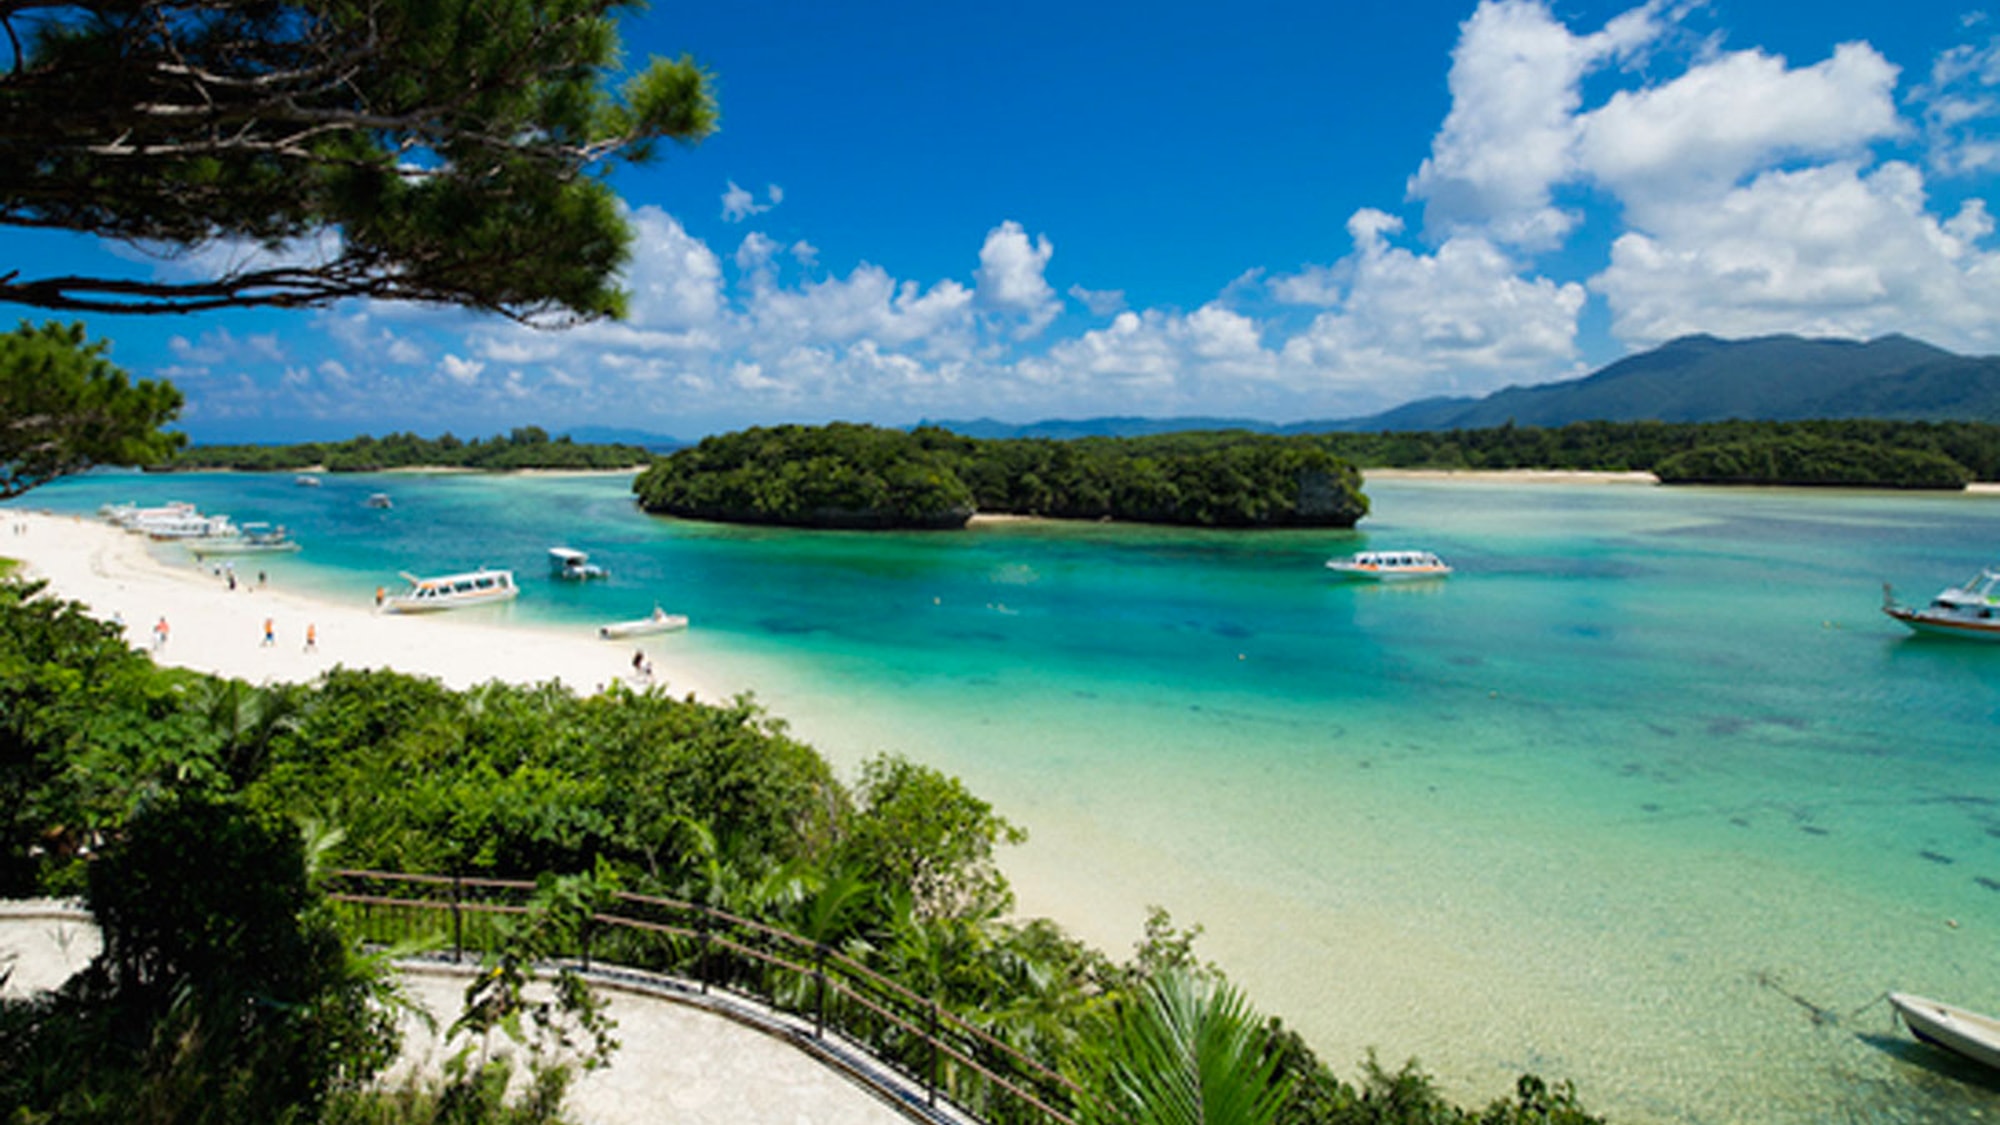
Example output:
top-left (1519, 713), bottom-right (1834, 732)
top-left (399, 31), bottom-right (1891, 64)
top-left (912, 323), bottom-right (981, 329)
top-left (1890, 992), bottom-right (2000, 1071)
top-left (598, 606), bottom-right (688, 639)
top-left (379, 568), bottom-right (518, 613)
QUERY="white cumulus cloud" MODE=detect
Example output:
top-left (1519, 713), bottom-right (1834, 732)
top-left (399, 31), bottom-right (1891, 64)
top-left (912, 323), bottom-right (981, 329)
top-left (1409, 0), bottom-right (1668, 249)
top-left (974, 221), bottom-right (1061, 337)
top-left (1592, 161), bottom-right (2000, 350)
top-left (1279, 210), bottom-right (1586, 404)
top-left (1577, 41), bottom-right (1904, 211)
top-left (721, 181), bottom-right (783, 222)
top-left (439, 355), bottom-right (485, 385)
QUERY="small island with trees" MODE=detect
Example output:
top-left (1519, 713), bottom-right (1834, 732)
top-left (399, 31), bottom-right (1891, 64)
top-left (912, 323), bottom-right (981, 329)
top-left (632, 422), bottom-right (1371, 530)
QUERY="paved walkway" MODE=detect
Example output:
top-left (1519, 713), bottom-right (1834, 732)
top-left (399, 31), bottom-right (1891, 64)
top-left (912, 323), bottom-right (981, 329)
top-left (1, 903), bottom-right (939, 1125)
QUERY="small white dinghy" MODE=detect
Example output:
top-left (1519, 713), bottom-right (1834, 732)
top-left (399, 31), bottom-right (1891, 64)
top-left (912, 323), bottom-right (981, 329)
top-left (598, 606), bottom-right (688, 639)
top-left (1890, 992), bottom-right (2000, 1071)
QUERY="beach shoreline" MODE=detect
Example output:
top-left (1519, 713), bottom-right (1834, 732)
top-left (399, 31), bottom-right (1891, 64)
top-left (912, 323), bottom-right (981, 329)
top-left (1362, 467), bottom-right (1659, 484)
top-left (1, 510), bottom-right (727, 703)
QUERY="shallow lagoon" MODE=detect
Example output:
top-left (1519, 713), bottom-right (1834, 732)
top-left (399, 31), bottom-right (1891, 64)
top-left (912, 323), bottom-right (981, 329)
top-left (27, 470), bottom-right (2000, 1123)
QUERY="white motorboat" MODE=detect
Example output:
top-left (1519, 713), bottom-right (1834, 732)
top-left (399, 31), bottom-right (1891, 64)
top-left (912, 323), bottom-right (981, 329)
top-left (598, 606), bottom-right (688, 639)
top-left (380, 568), bottom-right (518, 613)
top-left (1890, 992), bottom-right (2000, 1071)
top-left (549, 547), bottom-right (608, 580)
top-left (124, 508), bottom-right (238, 540)
top-left (188, 522), bottom-right (301, 556)
top-left (364, 492), bottom-right (394, 509)
top-left (295, 474), bottom-right (322, 487)
top-left (1883, 568), bottom-right (2000, 641)
top-left (100, 501), bottom-right (195, 528)
top-left (1326, 550), bottom-right (1452, 581)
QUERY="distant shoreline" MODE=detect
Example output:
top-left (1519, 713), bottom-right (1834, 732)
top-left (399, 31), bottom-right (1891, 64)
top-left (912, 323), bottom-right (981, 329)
top-left (152, 464), bottom-right (647, 477)
top-left (1363, 468), bottom-right (1659, 485)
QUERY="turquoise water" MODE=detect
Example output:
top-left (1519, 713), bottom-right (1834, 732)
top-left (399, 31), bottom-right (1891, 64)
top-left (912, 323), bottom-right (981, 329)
top-left (18, 471), bottom-right (2000, 1123)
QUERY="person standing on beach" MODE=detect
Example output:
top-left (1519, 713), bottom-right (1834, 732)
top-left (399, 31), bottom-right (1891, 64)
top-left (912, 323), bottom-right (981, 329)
top-left (262, 618), bottom-right (275, 647)
top-left (304, 623), bottom-right (317, 652)
top-left (152, 616), bottom-right (168, 650)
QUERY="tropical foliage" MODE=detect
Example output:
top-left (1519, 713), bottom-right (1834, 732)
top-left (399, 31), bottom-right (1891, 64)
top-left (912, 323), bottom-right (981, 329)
top-left (167, 427), bottom-right (651, 472)
top-left (1652, 436), bottom-right (1971, 488)
top-left (0, 577), bottom-right (1602, 1123)
top-left (633, 422), bottom-right (1370, 529)
top-left (633, 422), bottom-right (979, 528)
top-left (0, 321), bottom-right (185, 498)
top-left (1315, 418), bottom-right (2000, 485)
top-left (0, 0), bottom-right (715, 321)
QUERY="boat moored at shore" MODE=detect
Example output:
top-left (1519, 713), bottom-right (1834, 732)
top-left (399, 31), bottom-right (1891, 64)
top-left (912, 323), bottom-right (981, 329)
top-left (598, 606), bottom-right (688, 638)
top-left (101, 501), bottom-right (239, 540)
top-left (1890, 992), bottom-right (2000, 1071)
top-left (1883, 568), bottom-right (2000, 641)
top-left (187, 522), bottom-right (301, 556)
top-left (380, 568), bottom-right (518, 613)
top-left (1326, 550), bottom-right (1452, 581)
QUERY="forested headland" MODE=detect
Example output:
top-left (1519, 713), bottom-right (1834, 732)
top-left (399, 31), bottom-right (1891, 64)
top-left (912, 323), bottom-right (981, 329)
top-left (163, 427), bottom-right (652, 472)
top-left (0, 577), bottom-right (1600, 1124)
top-left (632, 423), bottom-right (1371, 529)
top-left (1316, 418), bottom-right (2000, 488)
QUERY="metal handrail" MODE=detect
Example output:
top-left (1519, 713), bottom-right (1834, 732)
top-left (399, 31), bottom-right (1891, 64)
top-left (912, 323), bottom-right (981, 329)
top-left (326, 868), bottom-right (1083, 1125)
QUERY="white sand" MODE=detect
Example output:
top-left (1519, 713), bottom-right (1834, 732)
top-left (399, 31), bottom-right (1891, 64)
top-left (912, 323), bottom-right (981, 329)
top-left (1362, 467), bottom-right (1659, 484)
top-left (1, 510), bottom-right (730, 702)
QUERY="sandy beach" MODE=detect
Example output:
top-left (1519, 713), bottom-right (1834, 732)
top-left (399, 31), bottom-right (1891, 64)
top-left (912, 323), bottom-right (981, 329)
top-left (1, 509), bottom-right (730, 702)
top-left (1361, 467), bottom-right (1659, 484)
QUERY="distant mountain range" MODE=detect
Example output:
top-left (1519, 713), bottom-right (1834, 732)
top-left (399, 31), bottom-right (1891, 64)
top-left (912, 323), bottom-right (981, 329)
top-left (562, 425), bottom-right (686, 451)
top-left (930, 333), bottom-right (2000, 439)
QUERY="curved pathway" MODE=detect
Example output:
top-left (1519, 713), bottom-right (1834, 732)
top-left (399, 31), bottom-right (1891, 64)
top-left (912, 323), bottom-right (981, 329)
top-left (1, 903), bottom-right (956, 1125)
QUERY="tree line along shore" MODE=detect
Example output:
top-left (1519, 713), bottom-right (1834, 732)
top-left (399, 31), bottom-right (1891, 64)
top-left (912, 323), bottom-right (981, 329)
top-left (159, 417), bottom-right (2000, 534)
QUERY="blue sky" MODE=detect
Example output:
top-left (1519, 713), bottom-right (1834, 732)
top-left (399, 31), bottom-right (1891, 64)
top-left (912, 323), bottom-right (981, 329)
top-left (10, 0), bottom-right (2000, 442)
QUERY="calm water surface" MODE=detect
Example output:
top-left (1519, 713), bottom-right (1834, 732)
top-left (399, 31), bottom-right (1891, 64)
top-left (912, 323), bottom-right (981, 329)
top-left (21, 470), bottom-right (2000, 1123)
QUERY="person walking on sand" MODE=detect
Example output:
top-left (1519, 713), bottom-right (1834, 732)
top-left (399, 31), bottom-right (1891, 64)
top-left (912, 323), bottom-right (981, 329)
top-left (152, 616), bottom-right (169, 650)
top-left (262, 618), bottom-right (275, 647)
top-left (304, 623), bottom-right (317, 652)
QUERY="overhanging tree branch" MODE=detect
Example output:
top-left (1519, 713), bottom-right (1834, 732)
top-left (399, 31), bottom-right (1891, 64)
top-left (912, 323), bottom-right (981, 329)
top-left (0, 0), bottom-right (715, 320)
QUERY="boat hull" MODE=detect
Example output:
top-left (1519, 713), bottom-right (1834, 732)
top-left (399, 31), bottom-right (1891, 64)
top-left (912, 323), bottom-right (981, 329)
top-left (381, 569), bottom-right (518, 613)
top-left (189, 539), bottom-right (301, 556)
top-left (1326, 565), bottom-right (1452, 582)
top-left (1891, 992), bottom-right (2000, 1071)
top-left (598, 614), bottom-right (688, 639)
top-left (1884, 606), bottom-right (2000, 641)
top-left (383, 588), bottom-right (517, 613)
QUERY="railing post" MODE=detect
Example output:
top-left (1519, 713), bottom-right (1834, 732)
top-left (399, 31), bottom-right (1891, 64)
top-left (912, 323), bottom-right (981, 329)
top-left (696, 908), bottom-right (711, 995)
top-left (927, 997), bottom-right (940, 1108)
top-left (451, 874), bottom-right (463, 964)
top-left (813, 944), bottom-right (828, 1038)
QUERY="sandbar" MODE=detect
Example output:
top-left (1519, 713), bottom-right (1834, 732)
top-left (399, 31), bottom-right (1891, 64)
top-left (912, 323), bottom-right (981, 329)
top-left (1363, 467), bottom-right (1659, 484)
top-left (0, 509), bottom-right (728, 702)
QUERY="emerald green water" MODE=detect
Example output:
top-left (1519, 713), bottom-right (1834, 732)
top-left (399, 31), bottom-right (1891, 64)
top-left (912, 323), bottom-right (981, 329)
top-left (20, 471), bottom-right (2000, 1122)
